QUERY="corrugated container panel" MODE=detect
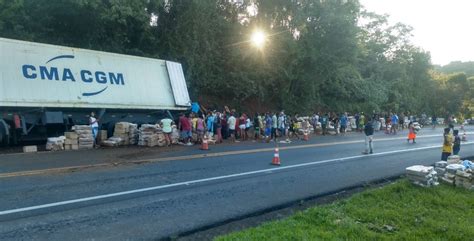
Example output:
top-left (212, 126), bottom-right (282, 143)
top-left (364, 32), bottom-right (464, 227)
top-left (166, 61), bottom-right (191, 107)
top-left (0, 38), bottom-right (188, 110)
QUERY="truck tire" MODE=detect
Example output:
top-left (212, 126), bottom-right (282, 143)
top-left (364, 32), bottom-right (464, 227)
top-left (106, 122), bottom-right (116, 139)
top-left (0, 120), bottom-right (10, 146)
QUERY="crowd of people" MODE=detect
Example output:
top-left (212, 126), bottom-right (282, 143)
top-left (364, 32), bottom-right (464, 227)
top-left (165, 109), bottom-right (465, 160)
top-left (89, 107), bottom-right (464, 160)
top-left (163, 109), bottom-right (455, 146)
top-left (170, 110), bottom-right (356, 145)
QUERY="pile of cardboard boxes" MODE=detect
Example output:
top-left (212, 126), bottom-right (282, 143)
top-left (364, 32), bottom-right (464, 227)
top-left (406, 165), bottom-right (439, 187)
top-left (455, 167), bottom-right (474, 190)
top-left (73, 125), bottom-right (94, 149)
top-left (138, 124), bottom-right (166, 147)
top-left (113, 122), bottom-right (132, 146)
top-left (64, 131), bottom-right (79, 150)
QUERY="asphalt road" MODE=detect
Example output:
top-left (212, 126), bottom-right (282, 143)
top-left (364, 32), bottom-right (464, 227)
top-left (0, 127), bottom-right (473, 240)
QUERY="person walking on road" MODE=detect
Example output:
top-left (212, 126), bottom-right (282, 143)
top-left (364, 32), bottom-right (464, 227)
top-left (391, 113), bottom-right (399, 134)
top-left (354, 112), bottom-right (360, 131)
top-left (287, 115), bottom-right (298, 140)
top-left (431, 114), bottom-right (437, 129)
top-left (89, 112), bottom-right (99, 148)
top-left (441, 127), bottom-right (453, 161)
top-left (363, 118), bottom-right (374, 154)
top-left (453, 129), bottom-right (461, 155)
top-left (407, 121), bottom-right (416, 143)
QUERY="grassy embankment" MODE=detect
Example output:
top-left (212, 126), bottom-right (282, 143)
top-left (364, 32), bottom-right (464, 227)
top-left (216, 180), bottom-right (474, 241)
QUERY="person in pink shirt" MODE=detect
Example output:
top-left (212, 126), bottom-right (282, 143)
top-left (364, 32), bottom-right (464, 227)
top-left (196, 114), bottom-right (206, 144)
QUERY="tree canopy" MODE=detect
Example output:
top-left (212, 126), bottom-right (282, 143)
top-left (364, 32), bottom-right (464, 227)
top-left (0, 0), bottom-right (471, 118)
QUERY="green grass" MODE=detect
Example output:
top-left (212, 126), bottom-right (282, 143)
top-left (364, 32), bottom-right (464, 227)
top-left (215, 180), bottom-right (474, 241)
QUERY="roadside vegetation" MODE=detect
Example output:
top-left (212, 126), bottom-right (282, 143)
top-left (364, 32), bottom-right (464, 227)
top-left (1, 0), bottom-right (473, 117)
top-left (216, 180), bottom-right (474, 241)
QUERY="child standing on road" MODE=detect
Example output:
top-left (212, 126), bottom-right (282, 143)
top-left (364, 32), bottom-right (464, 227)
top-left (441, 128), bottom-right (453, 161)
top-left (407, 121), bottom-right (416, 143)
top-left (453, 129), bottom-right (461, 155)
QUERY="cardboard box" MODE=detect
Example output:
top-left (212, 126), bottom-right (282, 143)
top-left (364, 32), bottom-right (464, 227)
top-left (65, 139), bottom-right (78, 145)
top-left (65, 132), bottom-right (78, 139)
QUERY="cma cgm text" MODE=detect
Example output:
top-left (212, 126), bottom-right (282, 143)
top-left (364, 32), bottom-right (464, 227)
top-left (21, 65), bottom-right (125, 85)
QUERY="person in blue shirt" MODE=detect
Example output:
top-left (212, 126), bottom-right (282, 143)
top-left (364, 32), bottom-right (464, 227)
top-left (391, 113), bottom-right (399, 135)
top-left (340, 112), bottom-right (348, 134)
top-left (206, 112), bottom-right (215, 137)
top-left (320, 113), bottom-right (328, 135)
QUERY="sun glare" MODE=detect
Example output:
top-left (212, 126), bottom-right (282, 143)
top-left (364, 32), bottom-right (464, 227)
top-left (251, 30), bottom-right (266, 48)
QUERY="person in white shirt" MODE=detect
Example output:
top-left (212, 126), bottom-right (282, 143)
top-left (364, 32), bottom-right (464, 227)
top-left (278, 112), bottom-right (286, 137)
top-left (312, 113), bottom-right (319, 135)
top-left (227, 113), bottom-right (237, 142)
top-left (89, 112), bottom-right (99, 147)
top-left (160, 118), bottom-right (174, 147)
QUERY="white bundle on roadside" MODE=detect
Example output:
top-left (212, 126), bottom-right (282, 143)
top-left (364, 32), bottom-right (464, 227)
top-left (434, 161), bottom-right (448, 177)
top-left (447, 155), bottom-right (461, 165)
top-left (441, 164), bottom-right (464, 185)
top-left (45, 136), bottom-right (66, 151)
top-left (455, 169), bottom-right (474, 190)
top-left (406, 165), bottom-right (439, 187)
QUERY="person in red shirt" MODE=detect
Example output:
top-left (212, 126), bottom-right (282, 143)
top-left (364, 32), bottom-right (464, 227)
top-left (178, 113), bottom-right (192, 145)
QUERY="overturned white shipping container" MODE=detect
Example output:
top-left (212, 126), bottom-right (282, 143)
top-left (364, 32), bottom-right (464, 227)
top-left (0, 38), bottom-right (191, 145)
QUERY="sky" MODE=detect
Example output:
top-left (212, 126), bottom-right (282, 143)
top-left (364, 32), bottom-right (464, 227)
top-left (360, 0), bottom-right (474, 65)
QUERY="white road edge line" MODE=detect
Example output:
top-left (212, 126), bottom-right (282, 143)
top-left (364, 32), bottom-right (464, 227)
top-left (1, 142), bottom-right (473, 216)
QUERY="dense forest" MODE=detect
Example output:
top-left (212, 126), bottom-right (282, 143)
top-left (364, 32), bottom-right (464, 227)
top-left (0, 0), bottom-right (472, 118)
top-left (435, 61), bottom-right (474, 77)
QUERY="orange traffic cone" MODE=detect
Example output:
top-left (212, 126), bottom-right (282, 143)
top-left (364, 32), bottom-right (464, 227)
top-left (201, 135), bottom-right (209, 150)
top-left (271, 148), bottom-right (281, 165)
top-left (303, 130), bottom-right (309, 141)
